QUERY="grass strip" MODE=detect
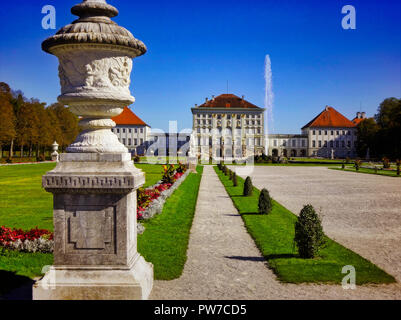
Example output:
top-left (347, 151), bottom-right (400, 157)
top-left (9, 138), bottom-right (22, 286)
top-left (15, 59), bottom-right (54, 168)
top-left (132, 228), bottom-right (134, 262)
top-left (214, 166), bottom-right (395, 284)
top-left (138, 166), bottom-right (203, 280)
top-left (331, 167), bottom-right (400, 177)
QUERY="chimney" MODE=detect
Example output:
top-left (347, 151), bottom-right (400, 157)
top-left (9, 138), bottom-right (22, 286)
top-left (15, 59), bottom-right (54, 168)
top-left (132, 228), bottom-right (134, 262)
top-left (242, 95), bottom-right (245, 100)
top-left (356, 112), bottom-right (361, 119)
top-left (205, 97), bottom-right (209, 103)
top-left (195, 104), bottom-right (198, 107)
top-left (325, 106), bottom-right (330, 111)
top-left (361, 112), bottom-right (366, 119)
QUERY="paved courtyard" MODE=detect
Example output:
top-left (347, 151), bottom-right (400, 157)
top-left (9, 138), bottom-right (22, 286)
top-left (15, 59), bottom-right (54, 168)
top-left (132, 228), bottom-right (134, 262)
top-left (233, 165), bottom-right (401, 284)
top-left (151, 166), bottom-right (401, 299)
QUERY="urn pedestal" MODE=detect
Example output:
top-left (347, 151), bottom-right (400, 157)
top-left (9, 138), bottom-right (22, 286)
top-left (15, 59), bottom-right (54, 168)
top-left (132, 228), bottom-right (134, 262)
top-left (33, 153), bottom-right (153, 300)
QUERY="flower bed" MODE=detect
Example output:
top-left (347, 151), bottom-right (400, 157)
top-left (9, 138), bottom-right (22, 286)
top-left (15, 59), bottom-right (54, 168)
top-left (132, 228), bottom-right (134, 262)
top-left (0, 226), bottom-right (54, 253)
top-left (136, 164), bottom-right (190, 233)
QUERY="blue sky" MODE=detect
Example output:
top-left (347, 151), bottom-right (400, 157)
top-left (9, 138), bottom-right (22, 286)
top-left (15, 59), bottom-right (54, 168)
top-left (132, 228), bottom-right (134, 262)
top-left (0, 0), bottom-right (400, 133)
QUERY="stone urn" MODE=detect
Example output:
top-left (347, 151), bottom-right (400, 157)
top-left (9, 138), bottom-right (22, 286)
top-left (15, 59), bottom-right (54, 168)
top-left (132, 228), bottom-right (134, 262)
top-left (33, 0), bottom-right (153, 300)
top-left (41, 0), bottom-right (147, 153)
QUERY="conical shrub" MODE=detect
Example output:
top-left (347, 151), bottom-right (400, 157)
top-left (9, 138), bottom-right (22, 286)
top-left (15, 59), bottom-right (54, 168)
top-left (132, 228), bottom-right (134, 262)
top-left (294, 204), bottom-right (325, 259)
top-left (258, 188), bottom-right (272, 215)
top-left (229, 170), bottom-right (233, 180)
top-left (243, 176), bottom-right (253, 196)
top-left (233, 172), bottom-right (238, 186)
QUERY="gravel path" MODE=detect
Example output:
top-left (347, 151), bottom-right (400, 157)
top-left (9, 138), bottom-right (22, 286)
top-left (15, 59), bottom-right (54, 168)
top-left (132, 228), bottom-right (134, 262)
top-left (150, 166), bottom-right (401, 299)
top-left (233, 166), bottom-right (401, 285)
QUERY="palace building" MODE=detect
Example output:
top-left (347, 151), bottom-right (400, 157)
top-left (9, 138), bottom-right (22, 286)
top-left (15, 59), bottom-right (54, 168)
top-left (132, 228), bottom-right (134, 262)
top-left (111, 106), bottom-right (151, 155)
top-left (191, 94), bottom-right (266, 159)
top-left (267, 106), bottom-right (361, 158)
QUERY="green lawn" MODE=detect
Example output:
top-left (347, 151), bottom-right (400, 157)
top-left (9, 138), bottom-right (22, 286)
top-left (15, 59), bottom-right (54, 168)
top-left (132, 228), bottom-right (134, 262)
top-left (138, 166), bottom-right (203, 280)
top-left (214, 166), bottom-right (395, 285)
top-left (0, 163), bottom-right (163, 231)
top-left (0, 162), bottom-right (164, 295)
top-left (134, 163), bottom-right (163, 187)
top-left (331, 167), bottom-right (400, 177)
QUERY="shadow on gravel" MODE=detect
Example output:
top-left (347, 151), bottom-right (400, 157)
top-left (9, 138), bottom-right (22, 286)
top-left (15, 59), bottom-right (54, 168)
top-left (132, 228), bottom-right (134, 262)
top-left (0, 271), bottom-right (34, 300)
top-left (225, 256), bottom-right (266, 262)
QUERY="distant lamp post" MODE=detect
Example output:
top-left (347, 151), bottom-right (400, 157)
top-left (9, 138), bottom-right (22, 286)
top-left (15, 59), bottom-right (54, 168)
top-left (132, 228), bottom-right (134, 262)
top-left (51, 141), bottom-right (59, 162)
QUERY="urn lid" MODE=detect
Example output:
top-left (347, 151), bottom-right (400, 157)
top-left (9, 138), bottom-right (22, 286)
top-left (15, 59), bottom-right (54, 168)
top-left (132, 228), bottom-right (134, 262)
top-left (42, 0), bottom-right (147, 57)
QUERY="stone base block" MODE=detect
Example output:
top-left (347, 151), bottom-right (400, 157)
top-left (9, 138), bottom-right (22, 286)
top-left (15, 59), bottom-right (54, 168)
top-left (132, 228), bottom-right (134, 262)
top-left (33, 254), bottom-right (153, 300)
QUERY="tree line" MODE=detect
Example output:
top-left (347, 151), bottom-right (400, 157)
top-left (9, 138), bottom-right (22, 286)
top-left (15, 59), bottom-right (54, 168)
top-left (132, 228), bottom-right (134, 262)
top-left (356, 97), bottom-right (401, 160)
top-left (0, 82), bottom-right (79, 160)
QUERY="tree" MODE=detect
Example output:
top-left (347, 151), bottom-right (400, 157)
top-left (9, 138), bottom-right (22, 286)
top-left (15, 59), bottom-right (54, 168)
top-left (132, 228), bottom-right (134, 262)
top-left (355, 118), bottom-right (379, 158)
top-left (0, 83), bottom-right (16, 158)
top-left (16, 101), bottom-right (40, 157)
top-left (48, 103), bottom-right (79, 150)
top-left (375, 98), bottom-right (401, 159)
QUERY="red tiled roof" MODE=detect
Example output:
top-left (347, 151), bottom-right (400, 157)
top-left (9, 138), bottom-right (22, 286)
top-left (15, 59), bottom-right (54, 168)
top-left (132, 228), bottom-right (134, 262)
top-left (112, 106), bottom-right (149, 126)
top-left (197, 94), bottom-right (262, 109)
top-left (352, 117), bottom-right (365, 125)
top-left (302, 106), bottom-right (356, 129)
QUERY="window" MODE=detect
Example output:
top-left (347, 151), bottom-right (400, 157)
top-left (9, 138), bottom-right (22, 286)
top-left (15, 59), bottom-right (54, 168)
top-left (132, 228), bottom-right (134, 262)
top-left (312, 140), bottom-right (316, 147)
top-left (237, 115), bottom-right (241, 120)
top-left (197, 128), bottom-right (200, 133)
top-left (318, 141), bottom-right (322, 147)
top-left (134, 139), bottom-right (138, 145)
top-left (283, 140), bottom-right (287, 147)
top-left (347, 130), bottom-right (350, 135)
top-left (128, 138), bottom-right (131, 145)
top-left (312, 130), bottom-right (316, 135)
top-left (123, 129), bottom-right (126, 133)
top-left (129, 129), bottom-right (132, 133)
top-left (331, 130), bottom-right (334, 135)
top-left (319, 130), bottom-right (322, 135)
top-left (117, 129), bottom-right (120, 133)
top-left (122, 138), bottom-right (126, 145)
top-left (135, 129), bottom-right (138, 133)
top-left (292, 140), bottom-right (296, 147)
top-left (217, 115), bottom-right (222, 120)
top-left (302, 140), bottom-right (306, 147)
top-left (324, 140), bottom-right (327, 147)
top-left (342, 130), bottom-right (346, 135)
top-left (227, 115), bottom-right (231, 120)
top-left (140, 139), bottom-right (144, 145)
top-left (347, 141), bottom-right (351, 148)
top-left (324, 130), bottom-right (327, 135)
top-left (330, 140), bottom-right (333, 148)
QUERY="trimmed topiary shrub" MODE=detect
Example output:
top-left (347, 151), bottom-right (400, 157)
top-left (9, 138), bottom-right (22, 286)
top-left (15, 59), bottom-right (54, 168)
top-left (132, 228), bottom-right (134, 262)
top-left (233, 172), bottom-right (238, 186)
top-left (354, 159), bottom-right (361, 171)
top-left (243, 176), bottom-right (253, 196)
top-left (258, 188), bottom-right (272, 215)
top-left (224, 166), bottom-right (228, 176)
top-left (229, 170), bottom-right (233, 180)
top-left (217, 163), bottom-right (222, 170)
top-left (382, 157), bottom-right (390, 169)
top-left (294, 204), bottom-right (325, 259)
